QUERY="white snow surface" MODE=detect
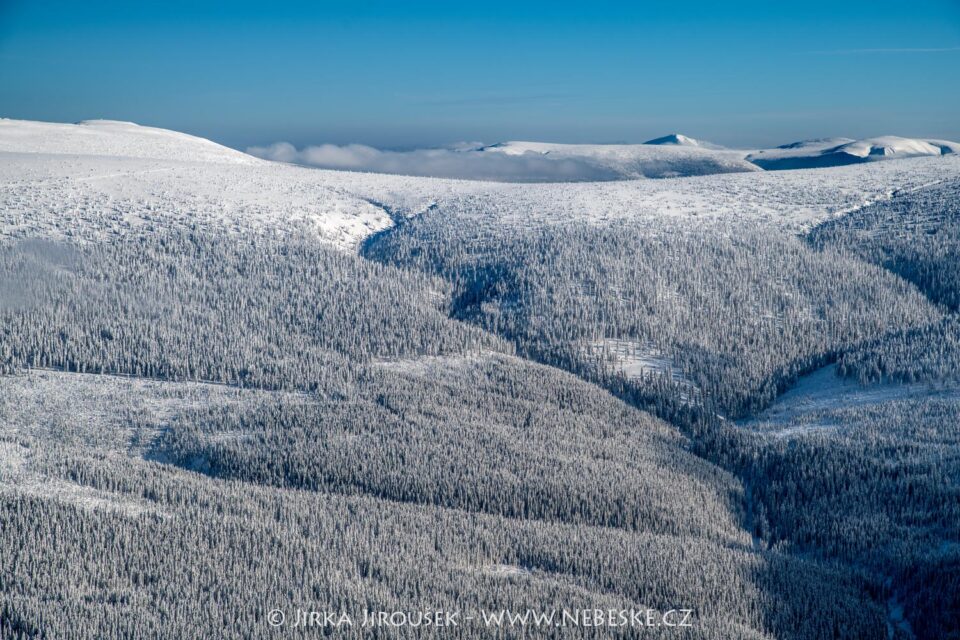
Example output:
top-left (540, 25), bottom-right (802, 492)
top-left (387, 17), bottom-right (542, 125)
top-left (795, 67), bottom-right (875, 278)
top-left (459, 134), bottom-right (960, 179)
top-left (0, 153), bottom-right (397, 250)
top-left (3, 119), bottom-right (960, 251)
top-left (0, 119), bottom-right (408, 249)
top-left (771, 137), bottom-right (856, 150)
top-left (747, 135), bottom-right (959, 169)
top-left (386, 154), bottom-right (960, 234)
top-left (838, 136), bottom-right (943, 159)
top-left (0, 118), bottom-right (260, 165)
top-left (584, 339), bottom-right (691, 385)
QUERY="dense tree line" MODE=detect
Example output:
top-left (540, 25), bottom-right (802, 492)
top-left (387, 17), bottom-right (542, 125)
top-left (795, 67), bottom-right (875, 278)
top-left (837, 317), bottom-right (960, 384)
top-left (708, 395), bottom-right (960, 640)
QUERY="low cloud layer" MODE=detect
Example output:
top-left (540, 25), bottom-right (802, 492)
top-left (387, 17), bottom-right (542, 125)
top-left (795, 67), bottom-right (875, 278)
top-left (246, 142), bottom-right (619, 182)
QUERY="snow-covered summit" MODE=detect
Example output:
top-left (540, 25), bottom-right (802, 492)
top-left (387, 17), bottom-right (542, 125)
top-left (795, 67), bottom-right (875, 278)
top-left (748, 135), bottom-right (959, 170)
top-left (643, 133), bottom-right (703, 147)
top-left (0, 118), bottom-right (260, 165)
top-left (837, 136), bottom-right (945, 159)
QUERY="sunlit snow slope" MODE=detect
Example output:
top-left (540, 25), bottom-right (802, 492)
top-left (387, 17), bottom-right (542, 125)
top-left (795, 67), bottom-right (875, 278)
top-left (479, 139), bottom-right (759, 178)
top-left (748, 135), bottom-right (959, 170)
top-left (3, 119), bottom-right (960, 251)
top-left (0, 119), bottom-right (393, 250)
top-left (0, 119), bottom-right (260, 165)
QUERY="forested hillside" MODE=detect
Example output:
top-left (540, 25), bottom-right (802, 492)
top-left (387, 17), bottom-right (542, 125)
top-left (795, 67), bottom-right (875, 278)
top-left (0, 230), bottom-right (890, 639)
top-left (810, 179), bottom-right (960, 310)
top-left (364, 178), bottom-right (960, 639)
top-left (365, 217), bottom-right (939, 419)
top-left (1, 120), bottom-right (958, 639)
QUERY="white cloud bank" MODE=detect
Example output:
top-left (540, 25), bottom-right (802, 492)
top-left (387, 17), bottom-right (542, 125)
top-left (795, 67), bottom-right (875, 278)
top-left (246, 142), bottom-right (620, 182)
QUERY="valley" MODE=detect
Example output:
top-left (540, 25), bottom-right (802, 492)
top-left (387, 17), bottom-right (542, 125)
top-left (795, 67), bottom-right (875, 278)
top-left (0, 118), bottom-right (957, 639)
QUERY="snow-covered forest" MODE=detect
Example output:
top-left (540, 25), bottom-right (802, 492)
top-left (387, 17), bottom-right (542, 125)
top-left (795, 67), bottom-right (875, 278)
top-left (0, 119), bottom-right (958, 639)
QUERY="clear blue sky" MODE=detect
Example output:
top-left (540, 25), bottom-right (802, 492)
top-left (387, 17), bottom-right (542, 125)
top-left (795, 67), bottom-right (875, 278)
top-left (1, 0), bottom-right (958, 149)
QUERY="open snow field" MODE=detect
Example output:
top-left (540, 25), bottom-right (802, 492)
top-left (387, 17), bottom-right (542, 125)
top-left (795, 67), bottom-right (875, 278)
top-left (3, 119), bottom-right (960, 254)
top-left (400, 156), bottom-right (960, 234)
top-left (0, 152), bottom-right (394, 249)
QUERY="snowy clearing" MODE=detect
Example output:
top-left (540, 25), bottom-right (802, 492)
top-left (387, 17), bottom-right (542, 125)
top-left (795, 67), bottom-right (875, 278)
top-left (0, 368), bottom-right (310, 455)
top-left (584, 339), bottom-right (692, 384)
top-left (740, 364), bottom-right (960, 436)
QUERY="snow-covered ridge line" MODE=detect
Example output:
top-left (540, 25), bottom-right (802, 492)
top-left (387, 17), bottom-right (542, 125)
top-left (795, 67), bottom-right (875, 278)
top-left (490, 134), bottom-right (960, 174)
top-left (248, 133), bottom-right (959, 181)
top-left (2, 118), bottom-right (960, 253)
top-left (6, 118), bottom-right (957, 179)
top-left (0, 118), bottom-right (261, 165)
top-left (748, 135), bottom-right (959, 170)
top-left (0, 150), bottom-right (393, 251)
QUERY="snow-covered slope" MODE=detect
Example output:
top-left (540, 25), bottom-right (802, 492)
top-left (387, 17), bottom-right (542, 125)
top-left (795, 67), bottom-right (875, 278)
top-left (392, 154), bottom-right (960, 236)
top-left (0, 119), bottom-right (392, 250)
top-left (771, 137), bottom-right (855, 151)
top-left (478, 139), bottom-right (759, 178)
top-left (0, 119), bottom-right (260, 165)
top-left (837, 137), bottom-right (944, 158)
top-left (927, 139), bottom-right (960, 155)
top-left (3, 118), bottom-right (960, 252)
top-left (748, 136), bottom-right (959, 170)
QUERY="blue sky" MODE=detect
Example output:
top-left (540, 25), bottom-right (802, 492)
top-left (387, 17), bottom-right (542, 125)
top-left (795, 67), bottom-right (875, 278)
top-left (1, 0), bottom-right (958, 149)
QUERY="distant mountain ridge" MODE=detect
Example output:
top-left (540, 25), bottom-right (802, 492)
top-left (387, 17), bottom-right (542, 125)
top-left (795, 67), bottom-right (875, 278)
top-left (3, 118), bottom-right (958, 181)
top-left (475, 138), bottom-right (759, 178)
top-left (748, 135), bottom-right (959, 170)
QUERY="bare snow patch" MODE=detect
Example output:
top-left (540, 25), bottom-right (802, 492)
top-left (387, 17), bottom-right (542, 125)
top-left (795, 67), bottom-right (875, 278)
top-left (0, 441), bottom-right (163, 517)
top-left (474, 564), bottom-right (533, 579)
top-left (740, 364), bottom-right (960, 437)
top-left (584, 339), bottom-right (691, 384)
